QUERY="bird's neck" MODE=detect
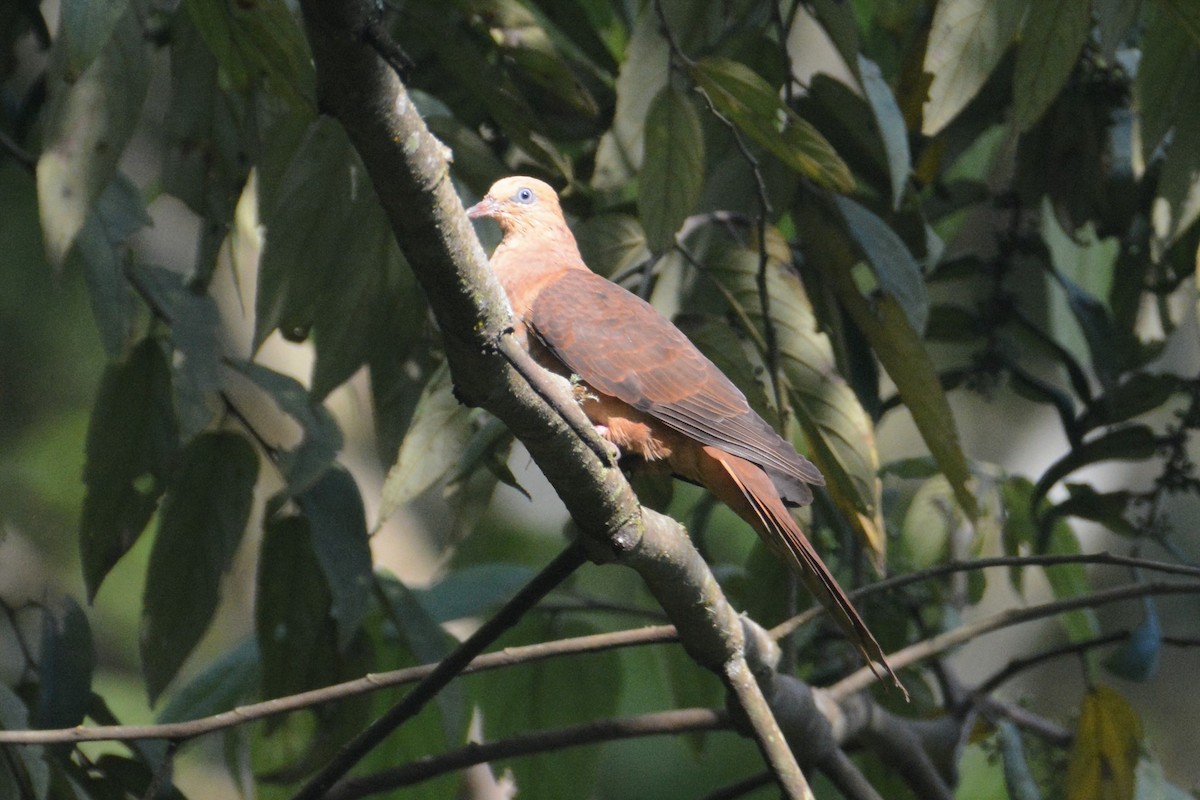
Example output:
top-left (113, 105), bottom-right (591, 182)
top-left (491, 224), bottom-right (589, 319)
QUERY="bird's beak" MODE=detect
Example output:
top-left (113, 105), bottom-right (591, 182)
top-left (466, 196), bottom-right (497, 220)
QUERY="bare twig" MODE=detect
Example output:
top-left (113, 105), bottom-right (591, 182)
top-left (828, 579), bottom-right (1200, 700)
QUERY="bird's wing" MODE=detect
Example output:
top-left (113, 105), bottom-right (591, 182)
top-left (528, 269), bottom-right (823, 494)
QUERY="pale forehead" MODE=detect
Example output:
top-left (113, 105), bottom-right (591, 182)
top-left (488, 176), bottom-right (556, 200)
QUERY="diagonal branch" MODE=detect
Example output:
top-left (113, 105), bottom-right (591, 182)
top-left (294, 1), bottom-right (811, 797)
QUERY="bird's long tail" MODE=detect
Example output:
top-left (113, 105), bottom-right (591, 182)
top-left (703, 446), bottom-right (904, 695)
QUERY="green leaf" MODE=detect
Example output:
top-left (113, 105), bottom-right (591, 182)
top-left (156, 638), bottom-right (260, 723)
top-left (141, 431), bottom-right (258, 702)
top-left (704, 238), bottom-right (887, 565)
top-left (833, 195), bottom-right (929, 333)
top-left (377, 576), bottom-right (467, 743)
top-left (922, 0), bottom-right (1029, 135)
top-left (377, 363), bottom-right (473, 526)
top-left (37, 7), bottom-right (149, 267)
top-left (1135, 13), bottom-right (1200, 161)
top-left (35, 597), bottom-right (95, 731)
top-left (857, 54), bottom-right (911, 209)
top-left (413, 564), bottom-right (538, 623)
top-left (161, 8), bottom-right (256, 278)
top-left (295, 467), bottom-right (374, 650)
top-left (183, 0), bottom-right (314, 110)
top-left (1161, 0), bottom-right (1200, 47)
top-left (1044, 514), bottom-right (1100, 642)
top-left (592, 3), bottom-right (670, 189)
top-left (639, 85), bottom-right (705, 252)
top-left (1079, 373), bottom-right (1181, 432)
top-left (689, 57), bottom-right (855, 191)
top-left (255, 118), bottom-right (360, 348)
top-left (228, 360), bottom-right (342, 495)
top-left (797, 197), bottom-right (979, 521)
top-left (1066, 686), bottom-right (1142, 800)
top-left (56, 0), bottom-right (131, 77)
top-left (0, 685), bottom-right (49, 799)
top-left (1032, 425), bottom-right (1160, 515)
top-left (1152, 83), bottom-right (1200, 258)
top-left (575, 214), bottom-right (651, 278)
top-left (257, 515), bottom-right (342, 700)
top-left (469, 616), bottom-right (622, 800)
top-left (1047, 483), bottom-right (1137, 538)
top-left (80, 338), bottom-right (178, 600)
top-left (128, 264), bottom-right (224, 439)
top-left (69, 173), bottom-right (148, 358)
top-left (1011, 0), bottom-right (1091, 131)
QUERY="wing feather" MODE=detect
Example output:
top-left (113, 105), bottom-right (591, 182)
top-left (529, 270), bottom-right (823, 494)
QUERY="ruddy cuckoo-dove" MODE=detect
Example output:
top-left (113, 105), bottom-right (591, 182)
top-left (467, 176), bottom-right (895, 685)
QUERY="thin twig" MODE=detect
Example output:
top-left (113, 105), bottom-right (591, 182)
top-left (326, 708), bottom-right (725, 800)
top-left (723, 656), bottom-right (815, 800)
top-left (828, 579), bottom-right (1200, 701)
top-left (700, 771), bottom-right (774, 800)
top-left (291, 540), bottom-right (589, 800)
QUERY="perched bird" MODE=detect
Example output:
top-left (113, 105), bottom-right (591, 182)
top-left (467, 176), bottom-right (895, 685)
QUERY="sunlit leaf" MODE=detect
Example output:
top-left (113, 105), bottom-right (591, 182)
top-left (592, 3), bottom-right (670, 189)
top-left (1044, 516), bottom-right (1101, 643)
top-left (705, 238), bottom-right (887, 565)
top-left (690, 57), bottom-right (855, 191)
top-left (922, 0), bottom-right (1028, 135)
top-left (142, 431), bottom-right (258, 702)
top-left (80, 338), bottom-right (178, 600)
top-left (377, 363), bottom-right (473, 527)
top-left (295, 467), bottom-right (374, 650)
top-left (797, 197), bottom-right (979, 520)
top-left (1066, 685), bottom-right (1142, 800)
top-left (37, 7), bottom-right (149, 268)
top-left (1012, 0), bottom-right (1090, 131)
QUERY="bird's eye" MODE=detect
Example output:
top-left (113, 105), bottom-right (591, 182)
top-left (515, 187), bottom-right (535, 204)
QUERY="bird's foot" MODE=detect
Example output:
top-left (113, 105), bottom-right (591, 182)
top-left (593, 425), bottom-right (622, 461)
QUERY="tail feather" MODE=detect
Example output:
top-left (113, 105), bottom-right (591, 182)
top-left (707, 448), bottom-right (905, 696)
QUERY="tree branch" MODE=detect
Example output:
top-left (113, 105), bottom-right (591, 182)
top-left (294, 1), bottom-right (810, 796)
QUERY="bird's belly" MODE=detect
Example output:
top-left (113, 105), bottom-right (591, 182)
top-left (577, 389), bottom-right (676, 462)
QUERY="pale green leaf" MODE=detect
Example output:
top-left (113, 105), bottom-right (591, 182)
top-left (922, 0), bottom-right (1029, 135)
top-left (639, 85), bottom-right (705, 253)
top-left (377, 363), bottom-right (473, 527)
top-left (690, 57), bottom-right (855, 191)
top-left (37, 8), bottom-right (149, 267)
top-left (1066, 686), bottom-right (1142, 800)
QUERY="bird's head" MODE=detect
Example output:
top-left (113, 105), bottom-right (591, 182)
top-left (466, 177), bottom-right (566, 237)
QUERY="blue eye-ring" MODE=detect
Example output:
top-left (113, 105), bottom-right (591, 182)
top-left (515, 187), bottom-right (535, 204)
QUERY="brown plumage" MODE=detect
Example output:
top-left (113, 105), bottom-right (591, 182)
top-left (467, 177), bottom-right (897, 687)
